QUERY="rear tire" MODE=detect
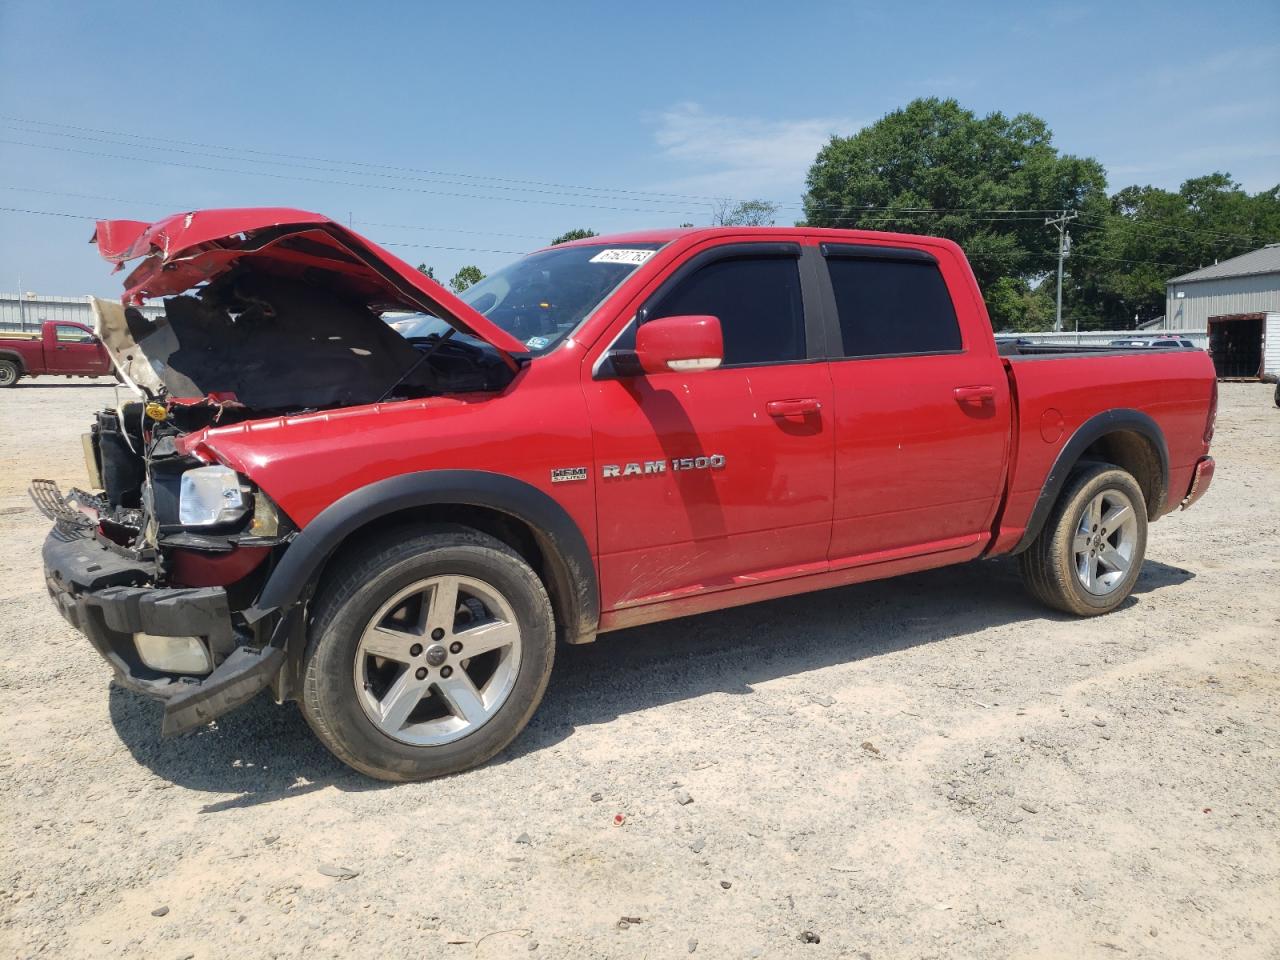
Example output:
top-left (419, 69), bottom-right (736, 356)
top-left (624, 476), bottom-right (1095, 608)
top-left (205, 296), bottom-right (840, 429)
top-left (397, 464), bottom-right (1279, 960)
top-left (300, 525), bottom-right (555, 781)
top-left (1019, 463), bottom-right (1148, 616)
top-left (0, 359), bottom-right (19, 387)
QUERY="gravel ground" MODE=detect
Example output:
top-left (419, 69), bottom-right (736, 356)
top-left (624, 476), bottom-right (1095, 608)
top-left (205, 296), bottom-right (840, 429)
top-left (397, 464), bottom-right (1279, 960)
top-left (1, 380), bottom-right (1277, 960)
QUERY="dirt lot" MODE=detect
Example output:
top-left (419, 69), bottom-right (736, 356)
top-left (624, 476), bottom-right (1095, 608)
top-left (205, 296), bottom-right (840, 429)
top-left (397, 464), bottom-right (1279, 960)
top-left (0, 380), bottom-right (1277, 960)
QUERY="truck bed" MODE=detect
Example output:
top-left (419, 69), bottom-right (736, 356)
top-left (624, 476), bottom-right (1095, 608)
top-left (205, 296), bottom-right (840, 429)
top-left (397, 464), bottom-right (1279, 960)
top-left (994, 346), bottom-right (1217, 554)
top-left (997, 341), bottom-right (1197, 358)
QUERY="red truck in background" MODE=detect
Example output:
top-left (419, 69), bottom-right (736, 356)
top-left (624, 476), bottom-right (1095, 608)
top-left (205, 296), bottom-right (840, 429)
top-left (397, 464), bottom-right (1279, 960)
top-left (0, 319), bottom-right (114, 386)
top-left (32, 209), bottom-right (1217, 781)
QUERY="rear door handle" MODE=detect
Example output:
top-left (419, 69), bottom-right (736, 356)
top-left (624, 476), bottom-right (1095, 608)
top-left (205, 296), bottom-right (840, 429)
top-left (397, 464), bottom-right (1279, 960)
top-left (953, 385), bottom-right (995, 405)
top-left (767, 398), bottom-right (822, 418)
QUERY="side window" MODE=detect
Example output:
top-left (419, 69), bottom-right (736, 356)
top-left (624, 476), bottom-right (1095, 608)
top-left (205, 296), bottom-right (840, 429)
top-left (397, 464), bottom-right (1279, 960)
top-left (55, 324), bottom-right (93, 343)
top-left (649, 256), bottom-right (805, 366)
top-left (826, 257), bottom-right (962, 358)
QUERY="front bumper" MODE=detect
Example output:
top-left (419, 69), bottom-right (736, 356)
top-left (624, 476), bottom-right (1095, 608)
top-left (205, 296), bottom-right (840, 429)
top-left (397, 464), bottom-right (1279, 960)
top-left (42, 529), bottom-right (284, 734)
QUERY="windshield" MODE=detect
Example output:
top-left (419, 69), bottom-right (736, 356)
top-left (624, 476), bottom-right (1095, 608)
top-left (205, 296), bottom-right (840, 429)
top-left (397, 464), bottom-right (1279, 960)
top-left (388, 242), bottom-right (664, 355)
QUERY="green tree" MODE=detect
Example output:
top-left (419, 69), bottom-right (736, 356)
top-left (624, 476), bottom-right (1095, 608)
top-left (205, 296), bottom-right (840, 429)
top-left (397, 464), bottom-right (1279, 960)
top-left (416, 263), bottom-right (436, 280)
top-left (551, 228), bottom-right (599, 245)
top-left (449, 265), bottom-right (485, 293)
top-left (802, 98), bottom-right (1108, 316)
top-left (712, 199), bottom-right (779, 226)
top-left (1067, 174), bottom-right (1280, 328)
top-left (984, 276), bottom-right (1056, 332)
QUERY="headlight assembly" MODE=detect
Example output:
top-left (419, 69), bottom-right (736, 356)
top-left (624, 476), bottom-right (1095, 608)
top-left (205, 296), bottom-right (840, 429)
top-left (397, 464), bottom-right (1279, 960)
top-left (178, 465), bottom-right (247, 527)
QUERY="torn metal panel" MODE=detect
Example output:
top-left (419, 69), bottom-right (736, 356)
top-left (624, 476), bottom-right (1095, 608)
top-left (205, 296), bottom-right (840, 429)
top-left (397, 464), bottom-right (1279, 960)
top-left (90, 208), bottom-right (527, 358)
top-left (91, 296), bottom-right (189, 397)
top-left (92, 274), bottom-right (434, 410)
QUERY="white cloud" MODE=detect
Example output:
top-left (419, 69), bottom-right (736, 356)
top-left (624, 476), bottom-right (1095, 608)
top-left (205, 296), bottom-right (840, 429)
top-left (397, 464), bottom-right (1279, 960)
top-left (647, 102), bottom-right (858, 202)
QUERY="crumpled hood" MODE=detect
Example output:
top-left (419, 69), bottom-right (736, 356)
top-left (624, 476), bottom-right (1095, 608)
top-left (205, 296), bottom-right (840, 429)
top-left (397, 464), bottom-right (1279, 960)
top-left (91, 207), bottom-right (526, 356)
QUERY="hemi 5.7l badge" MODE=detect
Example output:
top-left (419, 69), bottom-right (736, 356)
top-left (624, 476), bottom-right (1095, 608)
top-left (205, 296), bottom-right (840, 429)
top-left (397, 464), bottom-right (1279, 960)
top-left (550, 467), bottom-right (589, 483)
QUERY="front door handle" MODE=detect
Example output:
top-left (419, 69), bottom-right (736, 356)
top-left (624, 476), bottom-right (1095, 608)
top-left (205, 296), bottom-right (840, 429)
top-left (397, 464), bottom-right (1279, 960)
top-left (767, 398), bottom-right (822, 418)
top-left (953, 385), bottom-right (995, 406)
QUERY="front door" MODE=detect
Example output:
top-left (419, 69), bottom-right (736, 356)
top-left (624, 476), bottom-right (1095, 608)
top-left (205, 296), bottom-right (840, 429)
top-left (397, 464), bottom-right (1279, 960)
top-left (48, 323), bottom-right (109, 375)
top-left (585, 244), bottom-right (835, 611)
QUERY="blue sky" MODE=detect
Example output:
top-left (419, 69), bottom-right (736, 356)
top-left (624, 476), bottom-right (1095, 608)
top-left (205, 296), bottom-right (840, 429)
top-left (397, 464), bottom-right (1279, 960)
top-left (1, 0), bottom-right (1276, 296)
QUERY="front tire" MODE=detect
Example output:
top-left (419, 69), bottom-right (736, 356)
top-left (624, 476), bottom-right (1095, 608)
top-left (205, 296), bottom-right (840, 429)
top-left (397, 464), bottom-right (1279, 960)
top-left (300, 525), bottom-right (555, 781)
top-left (1019, 463), bottom-right (1148, 616)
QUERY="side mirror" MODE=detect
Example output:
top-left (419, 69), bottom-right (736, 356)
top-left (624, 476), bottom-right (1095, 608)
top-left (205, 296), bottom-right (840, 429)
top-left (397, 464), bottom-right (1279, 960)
top-left (634, 314), bottom-right (723, 375)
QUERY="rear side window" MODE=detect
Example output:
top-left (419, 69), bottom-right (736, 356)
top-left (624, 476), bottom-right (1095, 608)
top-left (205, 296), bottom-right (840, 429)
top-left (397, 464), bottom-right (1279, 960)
top-left (826, 257), bottom-right (961, 358)
top-left (649, 256), bottom-right (805, 366)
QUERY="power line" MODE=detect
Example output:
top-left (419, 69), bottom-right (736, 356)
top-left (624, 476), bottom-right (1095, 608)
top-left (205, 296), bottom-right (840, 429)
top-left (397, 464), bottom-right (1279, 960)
top-left (351, 219), bottom-right (546, 240)
top-left (0, 185), bottom-right (549, 241)
top-left (1, 115), bottom-right (724, 204)
top-left (1, 124), bottom-right (707, 208)
top-left (0, 138), bottom-right (1089, 227)
top-left (0, 138), bottom-right (707, 216)
top-left (2, 201), bottom-right (1217, 277)
top-left (0, 205), bottom-right (95, 220)
top-left (1066, 251), bottom-right (1203, 269)
top-left (0, 205), bottom-right (527, 255)
top-left (2, 185), bottom-right (187, 210)
top-left (0, 116), bottom-right (1088, 217)
top-left (8, 114), bottom-right (1276, 244)
top-left (1071, 212), bottom-right (1272, 247)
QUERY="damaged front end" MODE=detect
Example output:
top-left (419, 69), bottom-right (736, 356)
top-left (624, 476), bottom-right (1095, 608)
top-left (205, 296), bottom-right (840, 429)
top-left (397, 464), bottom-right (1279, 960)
top-left (34, 208), bottom-right (527, 734)
top-left (33, 402), bottom-right (297, 735)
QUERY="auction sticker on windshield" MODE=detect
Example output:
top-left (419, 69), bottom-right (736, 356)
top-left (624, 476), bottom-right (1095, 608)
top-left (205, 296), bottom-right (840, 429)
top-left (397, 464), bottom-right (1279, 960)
top-left (589, 249), bottom-right (656, 265)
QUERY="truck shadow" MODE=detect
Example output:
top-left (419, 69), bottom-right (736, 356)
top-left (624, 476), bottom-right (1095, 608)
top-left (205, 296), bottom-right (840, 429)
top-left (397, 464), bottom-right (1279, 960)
top-left (108, 556), bottom-right (1194, 806)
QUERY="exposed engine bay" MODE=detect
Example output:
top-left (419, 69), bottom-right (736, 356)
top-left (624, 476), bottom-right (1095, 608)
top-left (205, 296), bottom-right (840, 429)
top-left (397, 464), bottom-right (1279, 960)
top-left (76, 267), bottom-right (515, 588)
top-left (95, 269), bottom-right (514, 413)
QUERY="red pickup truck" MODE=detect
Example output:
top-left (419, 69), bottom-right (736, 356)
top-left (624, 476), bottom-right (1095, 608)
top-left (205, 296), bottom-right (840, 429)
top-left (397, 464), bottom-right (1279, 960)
top-left (33, 209), bottom-right (1217, 781)
top-left (0, 319), bottom-right (114, 386)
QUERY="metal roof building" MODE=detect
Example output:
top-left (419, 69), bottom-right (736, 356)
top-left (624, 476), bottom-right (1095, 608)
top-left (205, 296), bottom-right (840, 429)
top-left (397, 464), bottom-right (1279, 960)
top-left (1165, 244), bottom-right (1280, 380)
top-left (0, 292), bottom-right (166, 334)
top-left (1165, 244), bottom-right (1280, 330)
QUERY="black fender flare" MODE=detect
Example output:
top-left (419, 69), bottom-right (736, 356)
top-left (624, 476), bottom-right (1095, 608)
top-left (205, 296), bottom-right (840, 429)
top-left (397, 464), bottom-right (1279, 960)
top-left (246, 470), bottom-right (598, 644)
top-left (1011, 408), bottom-right (1168, 554)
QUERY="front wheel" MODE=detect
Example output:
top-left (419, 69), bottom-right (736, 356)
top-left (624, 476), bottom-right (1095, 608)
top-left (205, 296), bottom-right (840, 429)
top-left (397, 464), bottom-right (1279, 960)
top-left (1019, 464), bottom-right (1148, 616)
top-left (300, 525), bottom-right (555, 781)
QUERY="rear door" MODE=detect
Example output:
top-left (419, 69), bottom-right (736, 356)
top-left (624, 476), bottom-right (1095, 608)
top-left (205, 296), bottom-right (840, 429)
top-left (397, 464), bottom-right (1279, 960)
top-left (47, 323), bottom-right (110, 375)
top-left (816, 242), bottom-right (1010, 562)
top-left (584, 241), bottom-right (835, 611)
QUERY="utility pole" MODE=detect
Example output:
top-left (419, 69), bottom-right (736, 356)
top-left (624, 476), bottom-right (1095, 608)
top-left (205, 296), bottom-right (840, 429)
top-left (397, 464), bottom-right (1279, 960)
top-left (1045, 211), bottom-right (1077, 333)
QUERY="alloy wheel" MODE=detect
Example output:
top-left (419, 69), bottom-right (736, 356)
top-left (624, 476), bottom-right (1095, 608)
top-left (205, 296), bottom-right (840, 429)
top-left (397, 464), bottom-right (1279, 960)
top-left (352, 575), bottom-right (522, 746)
top-left (1072, 489), bottom-right (1139, 596)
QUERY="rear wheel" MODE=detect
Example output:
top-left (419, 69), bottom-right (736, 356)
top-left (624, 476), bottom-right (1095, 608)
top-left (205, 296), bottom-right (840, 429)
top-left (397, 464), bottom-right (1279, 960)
top-left (300, 525), bottom-right (555, 781)
top-left (1019, 463), bottom-right (1148, 616)
top-left (0, 359), bottom-right (19, 387)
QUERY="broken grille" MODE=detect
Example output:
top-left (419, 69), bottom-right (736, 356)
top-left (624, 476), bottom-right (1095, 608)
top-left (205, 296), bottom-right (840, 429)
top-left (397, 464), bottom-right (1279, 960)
top-left (28, 479), bottom-right (96, 539)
